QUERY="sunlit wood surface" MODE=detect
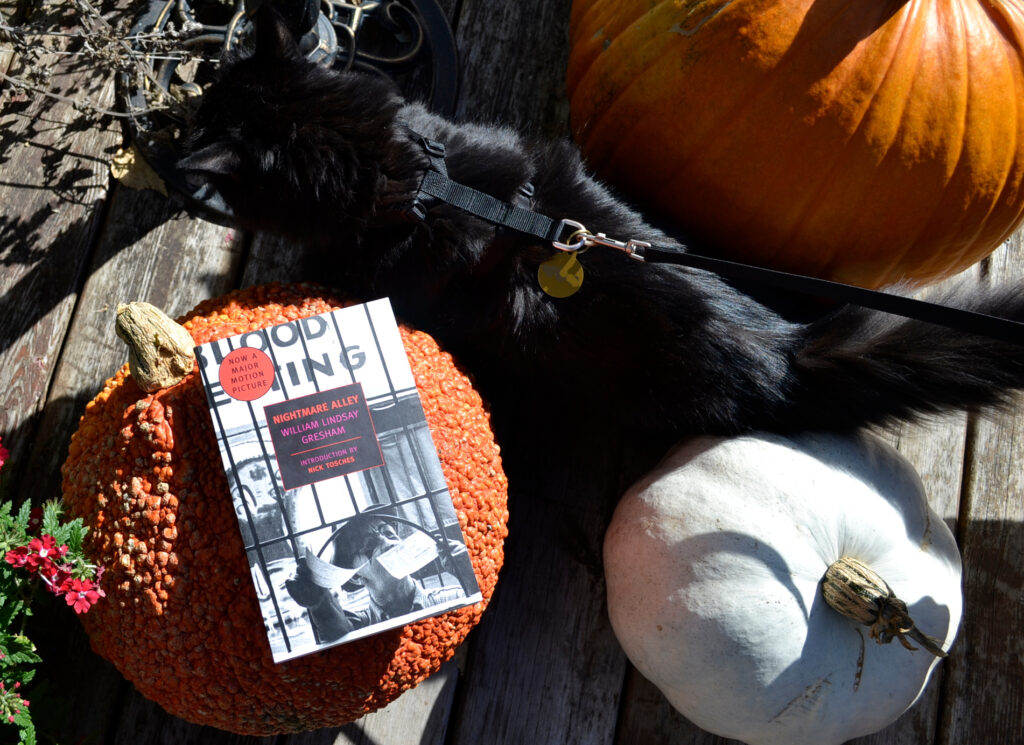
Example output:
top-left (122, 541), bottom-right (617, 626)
top-left (1, 1), bottom-right (1021, 743)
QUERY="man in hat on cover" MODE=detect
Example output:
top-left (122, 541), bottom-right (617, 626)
top-left (285, 512), bottom-right (467, 642)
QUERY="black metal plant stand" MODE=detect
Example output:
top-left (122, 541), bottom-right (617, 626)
top-left (120, 0), bottom-right (458, 223)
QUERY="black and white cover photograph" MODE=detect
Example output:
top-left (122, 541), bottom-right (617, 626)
top-left (195, 299), bottom-right (482, 662)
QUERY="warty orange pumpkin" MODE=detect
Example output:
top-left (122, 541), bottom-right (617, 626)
top-left (567, 0), bottom-right (1024, 288)
top-left (60, 282), bottom-right (509, 735)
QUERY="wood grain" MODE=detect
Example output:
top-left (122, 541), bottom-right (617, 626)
top-left (453, 0), bottom-right (573, 135)
top-left (288, 659), bottom-right (461, 745)
top-left (938, 237), bottom-right (1024, 745)
top-left (849, 284), bottom-right (974, 745)
top-left (0, 0), bottom-right (121, 495)
top-left (25, 182), bottom-right (242, 744)
top-left (29, 185), bottom-right (243, 504)
top-left (439, 6), bottom-right (635, 740)
top-left (3, 0), bottom-right (1024, 743)
top-left (448, 441), bottom-right (631, 745)
top-left (0, 0), bottom-right (24, 75)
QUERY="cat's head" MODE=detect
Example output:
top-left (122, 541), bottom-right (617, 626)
top-left (177, 4), bottom-right (409, 240)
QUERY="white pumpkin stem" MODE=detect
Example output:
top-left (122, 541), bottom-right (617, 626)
top-left (822, 556), bottom-right (947, 659)
top-left (115, 302), bottom-right (195, 392)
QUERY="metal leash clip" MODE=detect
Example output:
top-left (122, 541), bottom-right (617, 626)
top-left (586, 232), bottom-right (651, 261)
top-left (551, 219), bottom-right (651, 261)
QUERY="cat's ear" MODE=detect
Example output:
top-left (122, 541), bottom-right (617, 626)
top-left (252, 3), bottom-right (301, 62)
top-left (177, 143), bottom-right (243, 186)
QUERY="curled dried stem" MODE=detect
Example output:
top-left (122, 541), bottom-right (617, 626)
top-left (115, 302), bottom-right (195, 392)
top-left (822, 556), bottom-right (948, 659)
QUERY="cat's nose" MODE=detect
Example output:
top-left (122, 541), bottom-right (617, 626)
top-left (180, 169), bottom-right (217, 200)
top-left (181, 170), bottom-right (205, 194)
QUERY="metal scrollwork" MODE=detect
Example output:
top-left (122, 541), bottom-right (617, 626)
top-left (327, 1), bottom-right (422, 70)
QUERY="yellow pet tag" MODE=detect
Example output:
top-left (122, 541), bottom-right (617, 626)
top-left (538, 252), bottom-right (584, 298)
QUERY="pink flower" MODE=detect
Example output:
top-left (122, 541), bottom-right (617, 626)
top-left (61, 577), bottom-right (106, 614)
top-left (28, 535), bottom-right (61, 560)
top-left (23, 535), bottom-right (67, 574)
top-left (7, 535), bottom-right (71, 584)
top-left (0, 437), bottom-right (8, 469)
top-left (42, 564), bottom-right (73, 593)
top-left (4, 546), bottom-right (29, 568)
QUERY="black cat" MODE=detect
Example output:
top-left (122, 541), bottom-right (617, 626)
top-left (178, 6), bottom-right (1024, 441)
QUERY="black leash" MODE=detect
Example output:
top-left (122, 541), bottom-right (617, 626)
top-left (403, 131), bottom-right (1024, 344)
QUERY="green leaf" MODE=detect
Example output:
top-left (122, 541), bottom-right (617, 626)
top-left (0, 593), bottom-right (27, 629)
top-left (0, 500), bottom-right (28, 551)
top-left (4, 648), bottom-right (42, 668)
top-left (39, 502), bottom-right (64, 539)
top-left (1, 634), bottom-right (41, 670)
top-left (13, 706), bottom-right (36, 745)
top-left (15, 502), bottom-right (31, 533)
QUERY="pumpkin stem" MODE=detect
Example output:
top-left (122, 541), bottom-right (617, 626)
top-left (822, 556), bottom-right (948, 659)
top-left (115, 302), bottom-right (195, 392)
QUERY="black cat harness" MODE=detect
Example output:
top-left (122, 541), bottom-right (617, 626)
top-left (404, 130), bottom-right (1024, 343)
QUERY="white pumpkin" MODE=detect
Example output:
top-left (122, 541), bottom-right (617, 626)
top-left (605, 431), bottom-right (962, 745)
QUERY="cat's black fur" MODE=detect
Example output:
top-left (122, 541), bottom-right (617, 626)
top-left (178, 7), bottom-right (1024, 441)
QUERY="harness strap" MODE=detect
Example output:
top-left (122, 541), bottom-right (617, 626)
top-left (403, 131), bottom-right (563, 240)
top-left (417, 170), bottom-right (562, 240)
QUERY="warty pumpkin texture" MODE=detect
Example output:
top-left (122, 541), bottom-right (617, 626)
top-left (60, 282), bottom-right (509, 735)
top-left (567, 0), bottom-right (1024, 288)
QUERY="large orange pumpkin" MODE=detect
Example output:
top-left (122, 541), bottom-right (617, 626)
top-left (61, 283), bottom-right (508, 735)
top-left (567, 0), bottom-right (1024, 288)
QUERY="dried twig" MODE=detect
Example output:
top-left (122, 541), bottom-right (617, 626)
top-left (1, 0), bottom-right (207, 121)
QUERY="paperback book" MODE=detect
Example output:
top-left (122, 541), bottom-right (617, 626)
top-left (195, 298), bottom-right (481, 662)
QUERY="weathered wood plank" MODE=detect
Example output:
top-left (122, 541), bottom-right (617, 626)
top-left (28, 184), bottom-right (244, 509)
top-left (0, 3), bottom-right (145, 741)
top-left (453, 0), bottom-right (573, 135)
top-left (25, 181), bottom-right (243, 744)
top-left (280, 659), bottom-right (460, 745)
top-left (446, 440), bottom-right (634, 745)
top-left (111, 690), bottom-right (276, 745)
top-left (849, 278), bottom-right (974, 745)
top-left (939, 235), bottom-right (1024, 745)
top-left (444, 2), bottom-right (636, 742)
top-left (0, 0), bottom-right (121, 496)
top-left (0, 0), bottom-right (26, 75)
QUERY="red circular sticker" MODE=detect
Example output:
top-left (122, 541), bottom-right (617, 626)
top-left (218, 347), bottom-right (275, 401)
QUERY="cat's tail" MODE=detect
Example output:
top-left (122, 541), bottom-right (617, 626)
top-left (783, 282), bottom-right (1024, 431)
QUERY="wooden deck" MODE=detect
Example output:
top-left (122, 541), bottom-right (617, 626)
top-left (1, 1), bottom-right (1022, 743)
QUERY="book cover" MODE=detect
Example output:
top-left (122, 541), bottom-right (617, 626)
top-left (195, 298), bottom-right (482, 662)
